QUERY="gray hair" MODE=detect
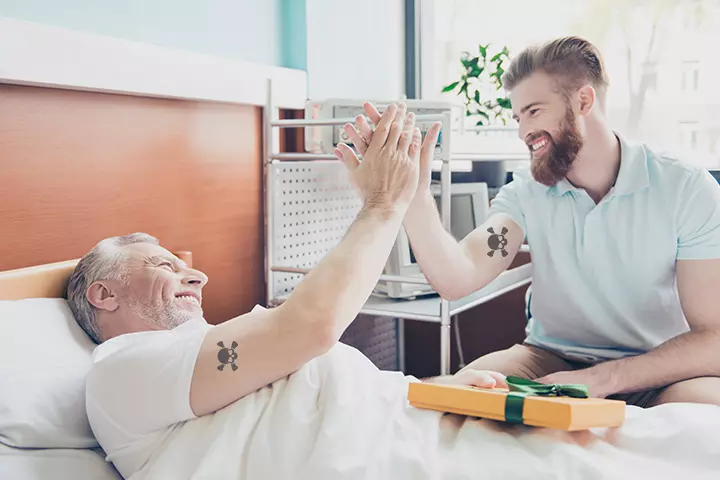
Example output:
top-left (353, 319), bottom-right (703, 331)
top-left (66, 233), bottom-right (159, 344)
top-left (502, 36), bottom-right (609, 106)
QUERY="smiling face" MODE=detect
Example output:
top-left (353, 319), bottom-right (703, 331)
top-left (118, 242), bottom-right (208, 331)
top-left (510, 71), bottom-right (584, 186)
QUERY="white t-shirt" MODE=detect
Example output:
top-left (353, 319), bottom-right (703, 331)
top-left (85, 318), bottom-right (212, 478)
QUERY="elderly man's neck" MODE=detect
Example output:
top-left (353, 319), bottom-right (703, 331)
top-left (98, 314), bottom-right (171, 342)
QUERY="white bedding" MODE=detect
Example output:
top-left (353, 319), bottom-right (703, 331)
top-left (134, 343), bottom-right (720, 480)
top-left (0, 442), bottom-right (122, 480)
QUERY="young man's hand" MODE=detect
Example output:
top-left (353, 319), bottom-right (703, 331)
top-left (535, 368), bottom-right (615, 399)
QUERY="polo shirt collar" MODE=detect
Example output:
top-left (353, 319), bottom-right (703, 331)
top-left (612, 134), bottom-right (650, 195)
top-left (547, 133), bottom-right (649, 197)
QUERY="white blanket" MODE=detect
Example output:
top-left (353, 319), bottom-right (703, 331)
top-left (136, 343), bottom-right (720, 480)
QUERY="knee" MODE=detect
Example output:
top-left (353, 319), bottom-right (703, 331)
top-left (653, 377), bottom-right (720, 407)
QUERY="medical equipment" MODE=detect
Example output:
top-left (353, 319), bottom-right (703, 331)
top-left (374, 182), bottom-right (489, 299)
top-left (303, 98), bottom-right (453, 155)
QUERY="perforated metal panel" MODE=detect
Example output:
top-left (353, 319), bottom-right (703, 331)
top-left (340, 314), bottom-right (399, 371)
top-left (269, 160), bottom-right (363, 299)
top-left (267, 160), bottom-right (399, 371)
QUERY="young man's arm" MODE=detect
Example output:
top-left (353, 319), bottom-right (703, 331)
top-left (403, 194), bottom-right (524, 300)
top-left (189, 103), bottom-right (422, 416)
top-left (343, 102), bottom-right (525, 301)
top-left (536, 258), bottom-right (720, 398)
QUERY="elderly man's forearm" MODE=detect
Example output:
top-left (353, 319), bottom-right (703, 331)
top-left (281, 203), bottom-right (406, 346)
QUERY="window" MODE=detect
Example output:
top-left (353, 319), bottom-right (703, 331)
top-left (682, 61), bottom-right (700, 92)
top-left (685, 2), bottom-right (704, 30)
top-left (641, 61), bottom-right (659, 93)
top-left (420, 0), bottom-right (720, 168)
top-left (679, 121), bottom-right (701, 150)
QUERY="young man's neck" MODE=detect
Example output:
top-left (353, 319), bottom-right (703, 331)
top-left (565, 118), bottom-right (621, 204)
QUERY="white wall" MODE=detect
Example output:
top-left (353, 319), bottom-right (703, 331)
top-left (305, 0), bottom-right (405, 100)
top-left (1, 0), bottom-right (407, 100)
top-left (0, 0), bottom-right (282, 66)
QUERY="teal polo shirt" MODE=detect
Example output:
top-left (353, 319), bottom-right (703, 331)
top-left (489, 134), bottom-right (720, 362)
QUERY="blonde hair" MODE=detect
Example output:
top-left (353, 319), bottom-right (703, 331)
top-left (502, 36), bottom-right (609, 106)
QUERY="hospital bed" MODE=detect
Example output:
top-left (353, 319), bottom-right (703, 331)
top-left (3, 256), bottom-right (720, 480)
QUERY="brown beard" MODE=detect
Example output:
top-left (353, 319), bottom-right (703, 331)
top-left (529, 107), bottom-right (583, 187)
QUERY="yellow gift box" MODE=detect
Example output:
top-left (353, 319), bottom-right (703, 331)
top-left (408, 379), bottom-right (626, 431)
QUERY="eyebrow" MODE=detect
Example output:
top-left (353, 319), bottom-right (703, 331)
top-left (521, 102), bottom-right (545, 114)
top-left (146, 255), bottom-right (188, 269)
top-left (512, 102), bottom-right (545, 121)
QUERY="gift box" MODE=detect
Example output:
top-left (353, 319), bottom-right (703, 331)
top-left (408, 376), bottom-right (625, 431)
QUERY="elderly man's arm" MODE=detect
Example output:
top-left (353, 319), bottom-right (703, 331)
top-left (539, 258), bottom-right (720, 398)
top-left (188, 103), bottom-right (421, 416)
top-left (190, 205), bottom-right (407, 415)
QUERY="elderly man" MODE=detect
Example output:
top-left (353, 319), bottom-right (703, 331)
top-left (67, 104), bottom-right (504, 479)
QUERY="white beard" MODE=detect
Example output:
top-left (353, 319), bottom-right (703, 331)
top-left (128, 295), bottom-right (196, 331)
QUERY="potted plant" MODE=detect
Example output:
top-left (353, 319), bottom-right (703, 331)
top-left (442, 44), bottom-right (520, 188)
top-left (443, 44), bottom-right (513, 126)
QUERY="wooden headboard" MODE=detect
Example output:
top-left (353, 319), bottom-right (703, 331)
top-left (0, 260), bottom-right (80, 301)
top-left (0, 84), bottom-right (264, 323)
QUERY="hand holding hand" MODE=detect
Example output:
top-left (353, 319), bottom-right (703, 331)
top-left (337, 102), bottom-right (442, 208)
top-left (334, 102), bottom-right (421, 210)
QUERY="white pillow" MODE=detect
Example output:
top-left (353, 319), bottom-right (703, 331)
top-left (0, 298), bottom-right (98, 448)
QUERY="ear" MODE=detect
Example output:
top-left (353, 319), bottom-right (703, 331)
top-left (86, 281), bottom-right (120, 312)
top-left (577, 84), bottom-right (595, 116)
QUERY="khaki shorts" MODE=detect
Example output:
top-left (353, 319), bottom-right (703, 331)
top-left (460, 343), bottom-right (663, 408)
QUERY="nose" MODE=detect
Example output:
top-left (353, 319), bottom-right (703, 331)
top-left (518, 121), bottom-right (531, 143)
top-left (182, 268), bottom-right (208, 287)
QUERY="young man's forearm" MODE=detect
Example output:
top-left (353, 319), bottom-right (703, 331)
top-left (403, 192), bottom-right (483, 299)
top-left (280, 203), bottom-right (406, 344)
top-left (586, 328), bottom-right (720, 396)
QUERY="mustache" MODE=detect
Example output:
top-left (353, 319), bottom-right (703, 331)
top-left (525, 132), bottom-right (551, 146)
top-left (529, 112), bottom-right (582, 186)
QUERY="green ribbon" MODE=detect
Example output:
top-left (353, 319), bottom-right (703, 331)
top-left (503, 376), bottom-right (589, 424)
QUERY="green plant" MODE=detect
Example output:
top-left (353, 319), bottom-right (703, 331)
top-left (442, 44), bottom-right (513, 126)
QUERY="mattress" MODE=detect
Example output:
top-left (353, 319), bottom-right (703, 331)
top-left (0, 442), bottom-right (123, 480)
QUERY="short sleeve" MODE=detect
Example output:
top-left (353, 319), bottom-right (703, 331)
top-left (488, 171), bottom-right (527, 235)
top-left (676, 168), bottom-right (720, 260)
top-left (86, 320), bottom-right (212, 439)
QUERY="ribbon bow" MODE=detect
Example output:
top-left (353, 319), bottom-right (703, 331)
top-left (503, 376), bottom-right (589, 425)
top-left (506, 376), bottom-right (589, 398)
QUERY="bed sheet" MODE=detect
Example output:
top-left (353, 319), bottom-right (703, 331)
top-left (131, 343), bottom-right (720, 480)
